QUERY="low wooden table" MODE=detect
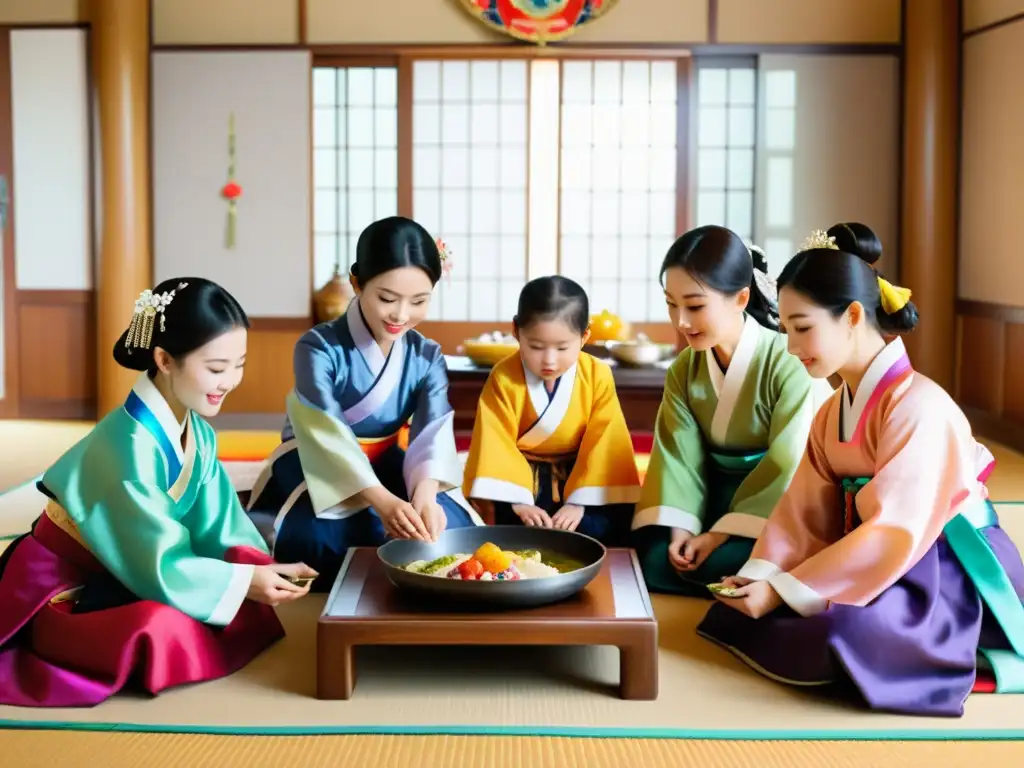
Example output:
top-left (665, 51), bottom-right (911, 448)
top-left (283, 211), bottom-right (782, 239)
top-left (317, 547), bottom-right (659, 701)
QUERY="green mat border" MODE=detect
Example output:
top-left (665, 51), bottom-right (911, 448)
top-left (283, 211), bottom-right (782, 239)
top-left (0, 719), bottom-right (1022, 740)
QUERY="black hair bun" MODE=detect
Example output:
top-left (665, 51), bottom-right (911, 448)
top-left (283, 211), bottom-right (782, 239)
top-left (827, 222), bottom-right (882, 267)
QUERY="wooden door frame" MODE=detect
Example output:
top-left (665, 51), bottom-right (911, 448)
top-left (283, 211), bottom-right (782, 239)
top-left (0, 29), bottom-right (19, 418)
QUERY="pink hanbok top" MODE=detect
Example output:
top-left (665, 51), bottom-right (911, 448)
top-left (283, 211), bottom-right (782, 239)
top-left (737, 337), bottom-right (995, 616)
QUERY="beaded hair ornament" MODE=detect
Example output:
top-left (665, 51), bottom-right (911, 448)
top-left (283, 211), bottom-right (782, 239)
top-left (748, 244), bottom-right (778, 304)
top-left (797, 229), bottom-right (911, 314)
top-left (436, 237), bottom-right (454, 279)
top-left (124, 282), bottom-right (189, 352)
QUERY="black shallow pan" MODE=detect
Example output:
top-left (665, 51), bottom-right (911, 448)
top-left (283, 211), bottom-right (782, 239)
top-left (376, 525), bottom-right (607, 610)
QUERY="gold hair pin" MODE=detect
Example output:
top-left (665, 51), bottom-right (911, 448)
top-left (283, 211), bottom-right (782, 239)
top-left (798, 229), bottom-right (839, 253)
top-left (125, 282), bottom-right (188, 352)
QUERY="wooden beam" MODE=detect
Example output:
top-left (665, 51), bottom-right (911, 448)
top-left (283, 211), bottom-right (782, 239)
top-left (93, 0), bottom-right (152, 416)
top-left (899, 0), bottom-right (958, 390)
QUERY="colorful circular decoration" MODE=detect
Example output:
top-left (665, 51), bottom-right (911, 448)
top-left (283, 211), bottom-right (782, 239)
top-left (457, 0), bottom-right (619, 45)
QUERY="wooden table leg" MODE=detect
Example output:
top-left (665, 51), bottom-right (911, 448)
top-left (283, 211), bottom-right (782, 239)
top-left (619, 638), bottom-right (658, 700)
top-left (317, 632), bottom-right (356, 700)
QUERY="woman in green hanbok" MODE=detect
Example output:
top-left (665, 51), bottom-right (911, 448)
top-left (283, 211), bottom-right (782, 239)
top-left (632, 226), bottom-right (831, 596)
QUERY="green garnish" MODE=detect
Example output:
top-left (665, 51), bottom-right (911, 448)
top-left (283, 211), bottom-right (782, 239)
top-left (421, 554), bottom-right (462, 574)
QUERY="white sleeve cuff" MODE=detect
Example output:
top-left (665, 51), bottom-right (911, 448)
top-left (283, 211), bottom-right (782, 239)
top-left (630, 505), bottom-right (703, 535)
top-left (206, 563), bottom-right (254, 626)
top-left (468, 477), bottom-right (536, 506)
top-left (736, 558), bottom-right (782, 581)
top-left (405, 460), bottom-right (456, 499)
top-left (768, 571), bottom-right (829, 617)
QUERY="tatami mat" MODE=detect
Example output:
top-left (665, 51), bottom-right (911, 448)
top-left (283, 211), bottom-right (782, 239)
top-left (2, 731), bottom-right (1024, 768)
top-left (2, 426), bottom-right (1024, 764)
top-left (2, 505), bottom-right (1024, 741)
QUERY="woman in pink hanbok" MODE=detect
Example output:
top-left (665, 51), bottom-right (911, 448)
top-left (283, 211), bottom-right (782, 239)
top-left (697, 223), bottom-right (1024, 717)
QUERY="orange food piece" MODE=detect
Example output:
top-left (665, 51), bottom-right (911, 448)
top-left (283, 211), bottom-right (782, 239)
top-left (473, 542), bottom-right (512, 574)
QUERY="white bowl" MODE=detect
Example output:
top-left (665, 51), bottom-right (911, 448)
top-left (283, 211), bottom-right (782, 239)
top-left (609, 341), bottom-right (664, 366)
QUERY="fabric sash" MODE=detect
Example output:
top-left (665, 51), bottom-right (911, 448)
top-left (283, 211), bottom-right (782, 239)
top-left (522, 451), bottom-right (577, 505)
top-left (705, 447), bottom-right (766, 528)
top-left (358, 430), bottom-right (405, 463)
top-left (843, 476), bottom-right (1024, 693)
top-left (708, 447), bottom-right (767, 474)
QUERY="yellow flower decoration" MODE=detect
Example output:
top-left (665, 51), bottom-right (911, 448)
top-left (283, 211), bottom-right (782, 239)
top-left (877, 277), bottom-right (912, 314)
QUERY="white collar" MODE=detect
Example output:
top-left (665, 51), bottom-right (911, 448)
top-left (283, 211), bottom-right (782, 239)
top-left (345, 295), bottom-right (403, 377)
top-left (132, 372), bottom-right (189, 461)
top-left (841, 337), bottom-right (909, 442)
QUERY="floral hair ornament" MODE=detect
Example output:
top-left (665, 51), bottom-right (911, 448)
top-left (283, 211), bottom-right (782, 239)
top-left (125, 282), bottom-right (189, 352)
top-left (748, 244), bottom-right (778, 304)
top-left (878, 277), bottom-right (912, 314)
top-left (798, 229), bottom-right (839, 253)
top-left (436, 237), bottom-right (454, 280)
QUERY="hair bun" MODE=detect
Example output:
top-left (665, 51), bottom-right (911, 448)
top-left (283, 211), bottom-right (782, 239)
top-left (827, 222), bottom-right (882, 267)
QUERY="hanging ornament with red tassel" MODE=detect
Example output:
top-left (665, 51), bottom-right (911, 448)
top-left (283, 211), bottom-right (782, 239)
top-left (221, 112), bottom-right (242, 248)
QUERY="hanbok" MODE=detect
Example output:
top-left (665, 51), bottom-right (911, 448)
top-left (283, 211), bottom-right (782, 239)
top-left (462, 352), bottom-right (640, 544)
top-left (632, 315), bottom-right (830, 595)
top-left (247, 297), bottom-right (480, 589)
top-left (0, 373), bottom-right (283, 707)
top-left (697, 338), bottom-right (1024, 716)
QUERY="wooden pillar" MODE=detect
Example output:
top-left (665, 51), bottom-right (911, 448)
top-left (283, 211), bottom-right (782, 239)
top-left (92, 0), bottom-right (151, 416)
top-left (899, 0), bottom-right (959, 390)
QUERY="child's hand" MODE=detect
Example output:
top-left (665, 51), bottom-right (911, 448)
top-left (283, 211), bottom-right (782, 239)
top-left (551, 504), bottom-right (584, 532)
top-left (512, 504), bottom-right (552, 528)
top-left (677, 531), bottom-right (730, 571)
top-left (667, 528), bottom-right (693, 571)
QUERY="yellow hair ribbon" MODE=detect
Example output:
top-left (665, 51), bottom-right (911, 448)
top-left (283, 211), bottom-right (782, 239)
top-left (877, 276), bottom-right (911, 314)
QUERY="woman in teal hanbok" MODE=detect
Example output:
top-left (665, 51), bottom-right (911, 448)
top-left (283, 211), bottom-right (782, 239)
top-left (0, 278), bottom-right (315, 707)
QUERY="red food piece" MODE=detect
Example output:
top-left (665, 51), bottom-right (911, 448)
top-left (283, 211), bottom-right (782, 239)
top-left (458, 558), bottom-right (485, 580)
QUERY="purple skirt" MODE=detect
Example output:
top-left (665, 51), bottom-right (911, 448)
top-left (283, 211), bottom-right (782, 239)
top-left (696, 526), bottom-right (1024, 717)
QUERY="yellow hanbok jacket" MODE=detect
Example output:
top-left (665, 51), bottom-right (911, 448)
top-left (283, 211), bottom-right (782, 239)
top-left (462, 352), bottom-right (641, 507)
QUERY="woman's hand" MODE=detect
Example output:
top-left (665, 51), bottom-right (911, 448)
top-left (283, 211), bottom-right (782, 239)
top-left (377, 496), bottom-right (431, 540)
top-left (716, 579), bottom-right (783, 618)
top-left (720, 575), bottom-right (753, 589)
top-left (512, 504), bottom-right (552, 528)
top-left (246, 563), bottom-right (315, 606)
top-left (411, 480), bottom-right (446, 541)
top-left (667, 528), bottom-right (693, 571)
top-left (417, 500), bottom-right (447, 541)
top-left (676, 531), bottom-right (731, 571)
top-left (551, 504), bottom-right (585, 532)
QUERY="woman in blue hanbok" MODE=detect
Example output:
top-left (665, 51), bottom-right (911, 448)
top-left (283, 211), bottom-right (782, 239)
top-left (247, 217), bottom-right (481, 589)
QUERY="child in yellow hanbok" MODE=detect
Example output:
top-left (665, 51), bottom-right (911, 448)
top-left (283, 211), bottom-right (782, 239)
top-left (463, 276), bottom-right (641, 545)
